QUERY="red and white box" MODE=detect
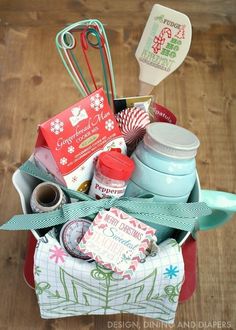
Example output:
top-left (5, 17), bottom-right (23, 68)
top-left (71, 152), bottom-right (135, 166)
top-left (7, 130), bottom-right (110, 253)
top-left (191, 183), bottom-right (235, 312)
top-left (34, 88), bottom-right (126, 192)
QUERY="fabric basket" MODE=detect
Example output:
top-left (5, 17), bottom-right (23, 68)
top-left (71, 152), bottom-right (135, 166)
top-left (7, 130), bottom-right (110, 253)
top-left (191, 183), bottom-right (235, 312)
top-left (12, 168), bottom-right (201, 322)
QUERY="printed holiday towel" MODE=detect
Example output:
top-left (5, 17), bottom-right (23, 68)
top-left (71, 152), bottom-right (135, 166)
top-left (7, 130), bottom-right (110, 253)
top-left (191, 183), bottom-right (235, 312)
top-left (34, 230), bottom-right (184, 323)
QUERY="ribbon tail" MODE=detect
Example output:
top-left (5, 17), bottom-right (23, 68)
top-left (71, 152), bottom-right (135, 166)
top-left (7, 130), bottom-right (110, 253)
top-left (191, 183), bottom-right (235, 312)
top-left (0, 210), bottom-right (65, 230)
top-left (117, 200), bottom-right (212, 219)
top-left (0, 200), bottom-right (102, 230)
top-left (128, 212), bottom-right (196, 233)
top-left (20, 160), bottom-right (93, 202)
top-left (20, 160), bottom-right (59, 185)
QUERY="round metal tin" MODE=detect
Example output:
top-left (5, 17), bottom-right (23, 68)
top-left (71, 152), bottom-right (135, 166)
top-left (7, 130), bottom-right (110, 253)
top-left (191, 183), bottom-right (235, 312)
top-left (60, 219), bottom-right (92, 260)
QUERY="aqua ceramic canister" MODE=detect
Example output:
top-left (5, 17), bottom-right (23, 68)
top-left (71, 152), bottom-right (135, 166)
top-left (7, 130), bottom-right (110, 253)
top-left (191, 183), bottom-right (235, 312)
top-left (125, 122), bottom-right (200, 242)
top-left (126, 122), bottom-right (200, 199)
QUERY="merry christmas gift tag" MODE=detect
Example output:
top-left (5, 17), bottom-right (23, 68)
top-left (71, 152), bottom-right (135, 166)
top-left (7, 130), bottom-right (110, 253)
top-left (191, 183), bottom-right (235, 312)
top-left (35, 88), bottom-right (126, 192)
top-left (78, 208), bottom-right (156, 279)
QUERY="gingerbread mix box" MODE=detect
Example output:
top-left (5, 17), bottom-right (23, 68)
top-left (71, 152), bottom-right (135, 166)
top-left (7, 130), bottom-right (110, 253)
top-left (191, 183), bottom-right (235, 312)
top-left (35, 88), bottom-right (126, 192)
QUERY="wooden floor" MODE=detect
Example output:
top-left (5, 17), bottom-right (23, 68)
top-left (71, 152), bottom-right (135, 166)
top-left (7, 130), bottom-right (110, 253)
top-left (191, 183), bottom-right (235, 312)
top-left (0, 1), bottom-right (235, 329)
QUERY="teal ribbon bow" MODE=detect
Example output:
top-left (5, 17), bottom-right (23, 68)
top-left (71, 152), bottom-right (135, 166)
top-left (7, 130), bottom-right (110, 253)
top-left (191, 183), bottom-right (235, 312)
top-left (0, 160), bottom-right (212, 232)
top-left (0, 195), bottom-right (211, 231)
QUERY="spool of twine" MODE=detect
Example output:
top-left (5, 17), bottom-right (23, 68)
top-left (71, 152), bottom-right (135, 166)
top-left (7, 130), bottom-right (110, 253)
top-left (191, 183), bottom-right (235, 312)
top-left (30, 182), bottom-right (68, 213)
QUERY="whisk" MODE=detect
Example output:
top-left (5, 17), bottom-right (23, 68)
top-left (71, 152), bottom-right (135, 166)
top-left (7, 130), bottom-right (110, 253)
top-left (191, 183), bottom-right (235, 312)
top-left (55, 19), bottom-right (117, 106)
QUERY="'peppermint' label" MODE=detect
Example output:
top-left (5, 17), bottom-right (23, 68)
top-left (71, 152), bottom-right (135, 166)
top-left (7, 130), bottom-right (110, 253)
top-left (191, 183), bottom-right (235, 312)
top-left (89, 177), bottom-right (126, 199)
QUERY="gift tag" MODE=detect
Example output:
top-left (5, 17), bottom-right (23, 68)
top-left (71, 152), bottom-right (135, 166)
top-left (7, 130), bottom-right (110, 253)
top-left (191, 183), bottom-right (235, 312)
top-left (78, 208), bottom-right (156, 279)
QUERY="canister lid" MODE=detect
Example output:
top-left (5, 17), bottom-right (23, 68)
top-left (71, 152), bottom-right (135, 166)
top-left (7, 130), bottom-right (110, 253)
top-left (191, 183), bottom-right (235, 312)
top-left (98, 151), bottom-right (135, 180)
top-left (144, 123), bottom-right (200, 159)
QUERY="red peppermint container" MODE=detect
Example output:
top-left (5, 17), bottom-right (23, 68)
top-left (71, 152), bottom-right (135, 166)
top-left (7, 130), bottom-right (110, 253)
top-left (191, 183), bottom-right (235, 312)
top-left (89, 151), bottom-right (135, 199)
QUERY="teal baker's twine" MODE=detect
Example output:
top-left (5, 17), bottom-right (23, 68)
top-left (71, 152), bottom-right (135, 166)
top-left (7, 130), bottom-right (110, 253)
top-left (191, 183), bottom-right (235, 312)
top-left (55, 19), bottom-right (117, 99)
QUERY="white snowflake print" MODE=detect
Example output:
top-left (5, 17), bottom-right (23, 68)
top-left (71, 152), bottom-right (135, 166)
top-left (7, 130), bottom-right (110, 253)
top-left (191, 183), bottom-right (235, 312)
top-left (105, 119), bottom-right (114, 131)
top-left (90, 93), bottom-right (104, 111)
top-left (68, 146), bottom-right (75, 154)
top-left (50, 118), bottom-right (64, 135)
top-left (60, 157), bottom-right (67, 165)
